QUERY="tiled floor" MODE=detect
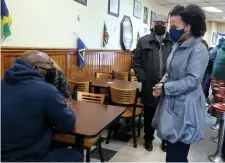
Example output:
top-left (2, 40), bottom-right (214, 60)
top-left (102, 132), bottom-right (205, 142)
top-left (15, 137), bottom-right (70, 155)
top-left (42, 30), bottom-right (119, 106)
top-left (89, 107), bottom-right (219, 162)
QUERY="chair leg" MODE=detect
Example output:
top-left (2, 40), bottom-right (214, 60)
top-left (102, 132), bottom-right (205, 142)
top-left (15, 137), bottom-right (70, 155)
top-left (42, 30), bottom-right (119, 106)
top-left (98, 140), bottom-right (105, 162)
top-left (138, 115), bottom-right (141, 137)
top-left (86, 148), bottom-right (90, 162)
top-left (132, 118), bottom-right (137, 148)
top-left (106, 127), bottom-right (112, 144)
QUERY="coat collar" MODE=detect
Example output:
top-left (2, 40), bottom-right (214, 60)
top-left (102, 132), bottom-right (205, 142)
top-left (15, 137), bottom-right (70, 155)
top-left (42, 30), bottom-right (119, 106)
top-left (148, 32), bottom-right (173, 43)
top-left (175, 36), bottom-right (202, 48)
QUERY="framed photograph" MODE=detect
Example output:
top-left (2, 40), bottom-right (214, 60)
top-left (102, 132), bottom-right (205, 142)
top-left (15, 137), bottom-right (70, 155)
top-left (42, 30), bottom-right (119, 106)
top-left (212, 32), bottom-right (218, 45)
top-left (150, 11), bottom-right (156, 30)
top-left (143, 7), bottom-right (148, 24)
top-left (74, 0), bottom-right (87, 6)
top-left (108, 0), bottom-right (120, 17)
top-left (133, 0), bottom-right (141, 19)
top-left (120, 15), bottom-right (133, 51)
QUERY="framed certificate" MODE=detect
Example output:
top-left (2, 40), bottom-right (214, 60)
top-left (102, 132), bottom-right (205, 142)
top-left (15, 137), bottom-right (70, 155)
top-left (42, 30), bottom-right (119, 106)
top-left (108, 0), bottom-right (120, 17)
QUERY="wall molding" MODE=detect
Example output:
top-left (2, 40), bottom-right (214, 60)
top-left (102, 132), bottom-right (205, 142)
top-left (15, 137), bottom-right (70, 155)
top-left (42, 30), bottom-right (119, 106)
top-left (1, 47), bottom-right (132, 80)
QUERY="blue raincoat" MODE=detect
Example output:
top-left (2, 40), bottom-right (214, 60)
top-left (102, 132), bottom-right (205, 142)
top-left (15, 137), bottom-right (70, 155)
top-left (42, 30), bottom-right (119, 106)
top-left (152, 37), bottom-right (209, 144)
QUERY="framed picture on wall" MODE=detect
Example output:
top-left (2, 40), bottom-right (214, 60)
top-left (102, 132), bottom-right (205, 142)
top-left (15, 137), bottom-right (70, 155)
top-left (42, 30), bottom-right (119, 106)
top-left (143, 7), bottom-right (148, 24)
top-left (133, 0), bottom-right (141, 19)
top-left (108, 0), bottom-right (120, 17)
top-left (150, 11), bottom-right (156, 30)
top-left (212, 32), bottom-right (218, 45)
top-left (74, 0), bottom-right (87, 6)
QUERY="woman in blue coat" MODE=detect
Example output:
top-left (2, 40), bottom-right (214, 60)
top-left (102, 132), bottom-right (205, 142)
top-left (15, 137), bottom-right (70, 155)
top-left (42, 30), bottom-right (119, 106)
top-left (152, 5), bottom-right (209, 162)
top-left (212, 41), bottom-right (225, 81)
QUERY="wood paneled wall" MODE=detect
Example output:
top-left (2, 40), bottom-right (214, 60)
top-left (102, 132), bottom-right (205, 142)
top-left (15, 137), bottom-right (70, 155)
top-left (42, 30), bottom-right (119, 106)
top-left (1, 47), bottom-right (132, 81)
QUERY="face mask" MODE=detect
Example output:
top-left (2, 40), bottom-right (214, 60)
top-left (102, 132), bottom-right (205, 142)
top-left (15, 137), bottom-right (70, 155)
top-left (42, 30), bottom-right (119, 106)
top-left (34, 66), bottom-right (57, 84)
top-left (45, 68), bottom-right (57, 84)
top-left (154, 25), bottom-right (166, 36)
top-left (169, 28), bottom-right (185, 42)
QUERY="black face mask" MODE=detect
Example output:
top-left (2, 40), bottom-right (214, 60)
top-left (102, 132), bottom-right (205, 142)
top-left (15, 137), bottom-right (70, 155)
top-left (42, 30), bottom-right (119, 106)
top-left (45, 68), bottom-right (57, 84)
top-left (34, 66), bottom-right (57, 84)
top-left (154, 25), bottom-right (166, 36)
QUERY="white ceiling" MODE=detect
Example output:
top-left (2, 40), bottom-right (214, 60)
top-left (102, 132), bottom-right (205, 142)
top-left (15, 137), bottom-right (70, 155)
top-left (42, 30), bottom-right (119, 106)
top-left (152, 0), bottom-right (225, 23)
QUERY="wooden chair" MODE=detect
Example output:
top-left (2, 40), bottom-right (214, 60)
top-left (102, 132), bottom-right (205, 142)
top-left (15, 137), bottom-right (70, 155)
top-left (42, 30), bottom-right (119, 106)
top-left (96, 72), bottom-right (112, 80)
top-left (75, 81), bottom-right (91, 93)
top-left (77, 91), bottom-right (105, 104)
top-left (130, 68), bottom-right (135, 76)
top-left (106, 86), bottom-right (143, 148)
top-left (95, 72), bottom-right (112, 95)
top-left (53, 92), bottom-right (105, 162)
top-left (68, 80), bottom-right (76, 98)
top-left (130, 76), bottom-right (138, 82)
top-left (114, 71), bottom-right (129, 81)
top-left (130, 76), bottom-right (143, 108)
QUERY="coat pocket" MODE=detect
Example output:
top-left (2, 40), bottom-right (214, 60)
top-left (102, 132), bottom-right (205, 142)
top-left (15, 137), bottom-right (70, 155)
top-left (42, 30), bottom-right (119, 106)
top-left (172, 95), bottom-right (186, 116)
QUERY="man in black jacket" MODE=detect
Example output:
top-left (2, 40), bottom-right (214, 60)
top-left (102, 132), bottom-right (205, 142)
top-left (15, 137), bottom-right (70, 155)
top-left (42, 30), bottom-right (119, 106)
top-left (133, 15), bottom-right (173, 152)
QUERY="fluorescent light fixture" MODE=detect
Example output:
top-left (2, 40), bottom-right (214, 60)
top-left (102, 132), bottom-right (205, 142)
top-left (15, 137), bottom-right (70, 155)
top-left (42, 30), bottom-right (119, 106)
top-left (202, 6), bottom-right (223, 13)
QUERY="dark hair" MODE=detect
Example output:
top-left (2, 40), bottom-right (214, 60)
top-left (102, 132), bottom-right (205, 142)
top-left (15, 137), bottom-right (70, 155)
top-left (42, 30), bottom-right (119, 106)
top-left (201, 39), bottom-right (208, 50)
top-left (169, 5), bottom-right (185, 17)
top-left (179, 5), bottom-right (207, 37)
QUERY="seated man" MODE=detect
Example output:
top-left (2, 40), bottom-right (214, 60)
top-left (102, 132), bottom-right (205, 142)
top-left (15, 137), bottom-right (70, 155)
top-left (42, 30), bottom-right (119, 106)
top-left (1, 50), bottom-right (81, 162)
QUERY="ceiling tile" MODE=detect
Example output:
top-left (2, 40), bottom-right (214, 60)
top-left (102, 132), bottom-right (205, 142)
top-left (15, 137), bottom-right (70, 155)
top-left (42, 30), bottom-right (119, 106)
top-left (195, 2), bottom-right (211, 6)
top-left (207, 0), bottom-right (225, 2)
top-left (151, 0), bottom-right (170, 5)
top-left (166, 0), bottom-right (186, 3)
top-left (185, 0), bottom-right (206, 2)
top-left (216, 5), bottom-right (225, 11)
top-left (212, 2), bottom-right (225, 6)
top-left (154, 0), bottom-right (225, 22)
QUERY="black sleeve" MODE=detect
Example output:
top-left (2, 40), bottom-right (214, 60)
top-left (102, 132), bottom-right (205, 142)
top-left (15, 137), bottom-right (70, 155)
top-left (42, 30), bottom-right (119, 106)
top-left (133, 41), bottom-right (146, 82)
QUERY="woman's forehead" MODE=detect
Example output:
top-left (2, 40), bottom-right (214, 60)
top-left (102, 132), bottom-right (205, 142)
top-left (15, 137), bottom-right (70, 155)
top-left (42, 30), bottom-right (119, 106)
top-left (170, 16), bottom-right (182, 24)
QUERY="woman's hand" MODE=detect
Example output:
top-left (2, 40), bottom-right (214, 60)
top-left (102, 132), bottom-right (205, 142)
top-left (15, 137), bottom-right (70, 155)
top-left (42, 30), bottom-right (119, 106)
top-left (153, 83), bottom-right (163, 97)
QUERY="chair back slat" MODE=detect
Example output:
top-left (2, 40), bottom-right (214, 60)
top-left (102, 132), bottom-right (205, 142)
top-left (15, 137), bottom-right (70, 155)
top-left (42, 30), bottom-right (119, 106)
top-left (131, 76), bottom-right (138, 82)
top-left (114, 72), bottom-right (129, 81)
top-left (75, 81), bottom-right (90, 93)
top-left (77, 91), bottom-right (105, 104)
top-left (109, 86), bottom-right (137, 105)
top-left (96, 72), bottom-right (112, 80)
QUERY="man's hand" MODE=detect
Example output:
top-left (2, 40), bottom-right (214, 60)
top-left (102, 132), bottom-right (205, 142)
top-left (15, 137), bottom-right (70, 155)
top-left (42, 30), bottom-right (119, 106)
top-left (64, 99), bottom-right (72, 108)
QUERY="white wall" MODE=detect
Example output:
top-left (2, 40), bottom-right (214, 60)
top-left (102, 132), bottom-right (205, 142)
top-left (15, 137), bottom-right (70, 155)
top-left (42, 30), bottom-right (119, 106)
top-left (203, 21), bottom-right (225, 47)
top-left (1, 0), bottom-right (170, 50)
top-left (218, 23), bottom-right (225, 33)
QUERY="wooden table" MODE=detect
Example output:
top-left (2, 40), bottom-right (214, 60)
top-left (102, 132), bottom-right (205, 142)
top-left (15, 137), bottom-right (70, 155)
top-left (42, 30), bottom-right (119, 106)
top-left (56, 99), bottom-right (126, 161)
top-left (91, 79), bottom-right (142, 93)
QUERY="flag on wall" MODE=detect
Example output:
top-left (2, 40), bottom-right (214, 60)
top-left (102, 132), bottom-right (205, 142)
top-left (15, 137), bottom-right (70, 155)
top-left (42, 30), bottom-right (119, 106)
top-left (103, 22), bottom-right (109, 47)
top-left (1, 0), bottom-right (12, 40)
top-left (137, 31), bottom-right (140, 45)
top-left (77, 37), bottom-right (86, 67)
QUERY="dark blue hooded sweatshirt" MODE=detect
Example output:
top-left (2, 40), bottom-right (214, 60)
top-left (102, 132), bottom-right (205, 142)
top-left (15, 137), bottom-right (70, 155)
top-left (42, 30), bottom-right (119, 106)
top-left (1, 59), bottom-right (76, 161)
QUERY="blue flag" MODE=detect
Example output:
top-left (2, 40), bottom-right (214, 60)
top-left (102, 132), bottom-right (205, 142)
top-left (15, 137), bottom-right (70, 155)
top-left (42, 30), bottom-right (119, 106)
top-left (77, 37), bottom-right (86, 67)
